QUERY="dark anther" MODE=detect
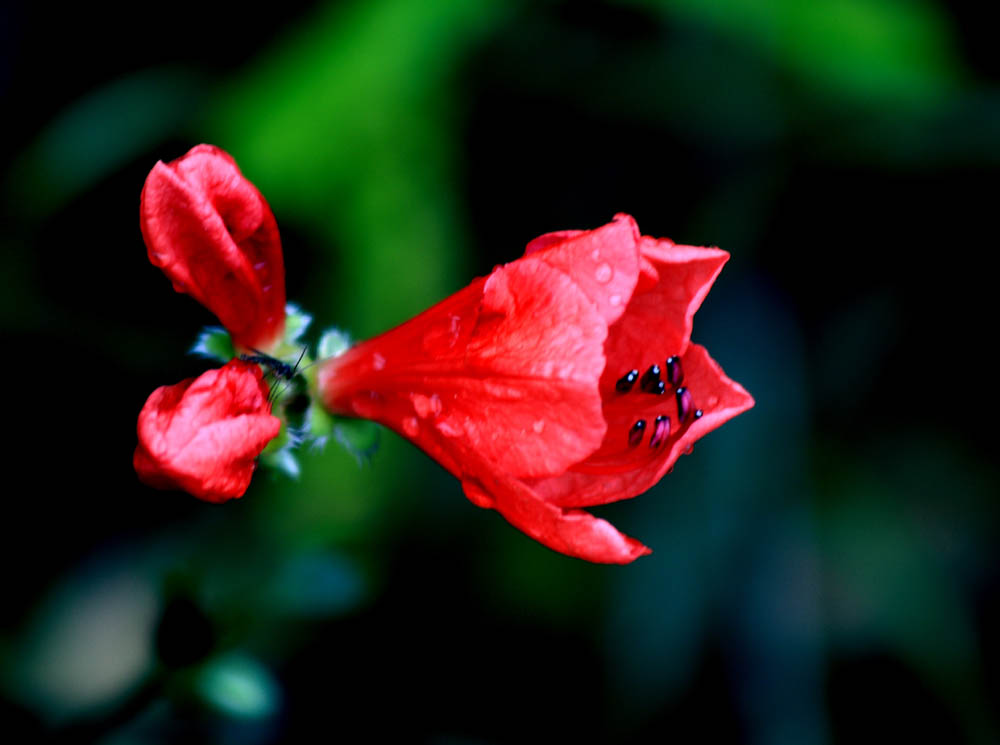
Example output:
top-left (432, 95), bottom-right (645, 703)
top-left (628, 419), bottom-right (647, 447)
top-left (676, 386), bottom-right (693, 423)
top-left (640, 364), bottom-right (663, 394)
top-left (616, 369), bottom-right (639, 393)
top-left (665, 355), bottom-right (683, 387)
top-left (649, 415), bottom-right (670, 448)
top-left (694, 409), bottom-right (703, 419)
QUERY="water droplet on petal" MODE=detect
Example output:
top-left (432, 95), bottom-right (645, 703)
top-left (484, 381), bottom-right (524, 400)
top-left (436, 418), bottom-right (462, 438)
top-left (533, 419), bottom-right (545, 433)
top-left (595, 263), bottom-right (613, 283)
top-left (412, 393), bottom-right (436, 418)
top-left (402, 417), bottom-right (419, 437)
top-left (591, 249), bottom-right (601, 261)
top-left (422, 314), bottom-right (463, 354)
top-left (609, 294), bottom-right (622, 307)
top-left (372, 353), bottom-right (386, 371)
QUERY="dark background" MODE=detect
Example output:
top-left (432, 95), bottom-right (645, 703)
top-left (2, 1), bottom-right (999, 742)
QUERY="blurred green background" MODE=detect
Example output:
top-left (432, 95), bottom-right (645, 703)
top-left (2, 0), bottom-right (999, 742)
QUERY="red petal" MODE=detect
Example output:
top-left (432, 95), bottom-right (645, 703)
top-left (601, 237), bottom-right (729, 390)
top-left (523, 213), bottom-right (641, 326)
top-left (140, 144), bottom-right (286, 350)
top-left (462, 467), bottom-right (650, 564)
top-left (134, 360), bottom-right (281, 502)
top-left (529, 343), bottom-right (754, 508)
top-left (319, 256), bottom-right (608, 479)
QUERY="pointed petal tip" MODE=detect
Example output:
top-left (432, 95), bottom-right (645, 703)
top-left (618, 537), bottom-right (653, 564)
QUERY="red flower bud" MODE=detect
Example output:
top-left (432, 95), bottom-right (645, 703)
top-left (318, 214), bottom-right (754, 564)
top-left (140, 144), bottom-right (286, 351)
top-left (134, 360), bottom-right (282, 502)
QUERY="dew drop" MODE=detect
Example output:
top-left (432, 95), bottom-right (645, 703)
top-left (484, 381), bottom-right (524, 400)
top-left (372, 353), bottom-right (386, 371)
top-left (591, 249), bottom-right (601, 261)
top-left (628, 419), bottom-right (647, 447)
top-left (402, 417), bottom-right (419, 437)
top-left (533, 419), bottom-right (545, 433)
top-left (253, 261), bottom-right (268, 271)
top-left (436, 418), bottom-right (462, 438)
top-left (422, 314), bottom-right (462, 354)
top-left (411, 393), bottom-right (442, 418)
top-left (595, 263), bottom-right (613, 284)
top-left (609, 294), bottom-right (622, 307)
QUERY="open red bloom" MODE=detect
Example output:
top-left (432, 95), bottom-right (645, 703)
top-left (317, 214), bottom-right (754, 563)
top-left (134, 360), bottom-right (281, 502)
top-left (140, 144), bottom-right (286, 351)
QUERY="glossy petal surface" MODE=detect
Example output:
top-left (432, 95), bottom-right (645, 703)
top-left (140, 144), bottom-right (286, 351)
top-left (134, 360), bottom-right (281, 502)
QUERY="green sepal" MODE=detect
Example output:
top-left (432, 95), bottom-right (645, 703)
top-left (260, 446), bottom-right (301, 480)
top-left (283, 303), bottom-right (312, 345)
top-left (303, 399), bottom-right (380, 465)
top-left (190, 327), bottom-right (235, 363)
top-left (259, 421), bottom-right (301, 479)
top-left (305, 398), bottom-right (335, 440)
top-left (333, 417), bottom-right (381, 465)
top-left (317, 328), bottom-right (351, 359)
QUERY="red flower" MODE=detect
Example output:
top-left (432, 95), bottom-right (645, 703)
top-left (317, 214), bottom-right (754, 563)
top-left (140, 144), bottom-right (286, 351)
top-left (134, 360), bottom-right (282, 502)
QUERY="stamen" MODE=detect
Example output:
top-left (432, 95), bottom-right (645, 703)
top-left (640, 365), bottom-right (663, 394)
top-left (616, 369), bottom-right (639, 393)
top-left (665, 355), bottom-right (683, 387)
top-left (628, 419), bottom-right (647, 447)
top-left (649, 415), bottom-right (670, 448)
top-left (676, 386), bottom-right (693, 423)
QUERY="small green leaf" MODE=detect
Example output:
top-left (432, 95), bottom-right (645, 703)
top-left (190, 327), bottom-right (235, 362)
